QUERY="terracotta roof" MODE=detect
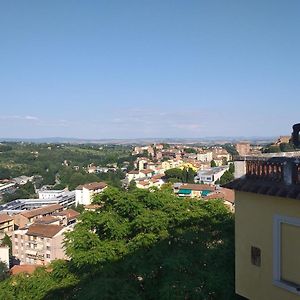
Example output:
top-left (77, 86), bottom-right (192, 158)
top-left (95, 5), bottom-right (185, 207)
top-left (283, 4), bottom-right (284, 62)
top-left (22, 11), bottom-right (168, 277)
top-left (53, 209), bottom-right (80, 220)
top-left (150, 179), bottom-right (159, 183)
top-left (179, 184), bottom-right (215, 192)
top-left (77, 182), bottom-right (107, 191)
top-left (21, 204), bottom-right (63, 219)
top-left (137, 181), bottom-right (150, 186)
top-left (152, 174), bottom-right (164, 179)
top-left (11, 264), bottom-right (40, 275)
top-left (224, 178), bottom-right (300, 200)
top-left (0, 214), bottom-right (14, 223)
top-left (128, 170), bottom-right (140, 174)
top-left (205, 188), bottom-right (235, 203)
top-left (34, 216), bottom-right (60, 225)
top-left (140, 169), bottom-right (154, 174)
top-left (26, 224), bottom-right (64, 238)
top-left (84, 204), bottom-right (102, 210)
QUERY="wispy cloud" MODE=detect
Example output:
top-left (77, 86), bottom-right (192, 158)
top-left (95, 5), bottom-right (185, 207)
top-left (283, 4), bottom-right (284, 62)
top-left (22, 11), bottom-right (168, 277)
top-left (0, 115), bottom-right (39, 121)
top-left (25, 115), bottom-right (39, 121)
top-left (88, 108), bottom-right (211, 137)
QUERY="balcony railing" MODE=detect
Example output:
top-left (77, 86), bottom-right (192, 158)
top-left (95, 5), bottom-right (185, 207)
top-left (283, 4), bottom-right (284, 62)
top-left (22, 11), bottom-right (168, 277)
top-left (244, 158), bottom-right (300, 185)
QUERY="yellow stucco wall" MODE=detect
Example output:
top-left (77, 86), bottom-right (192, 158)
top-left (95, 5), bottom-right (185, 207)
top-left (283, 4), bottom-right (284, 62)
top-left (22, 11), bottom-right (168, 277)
top-left (235, 191), bottom-right (300, 300)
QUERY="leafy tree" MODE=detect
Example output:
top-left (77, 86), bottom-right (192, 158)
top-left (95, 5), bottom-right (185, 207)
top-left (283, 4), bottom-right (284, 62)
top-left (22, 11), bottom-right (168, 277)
top-left (0, 260), bottom-right (9, 281)
top-left (229, 163), bottom-right (235, 173)
top-left (211, 160), bottom-right (217, 167)
top-left (223, 144), bottom-right (239, 156)
top-left (0, 187), bottom-right (237, 300)
top-left (1, 234), bottom-right (12, 256)
top-left (279, 142), bottom-right (295, 152)
top-left (263, 145), bottom-right (280, 153)
top-left (164, 168), bottom-right (183, 181)
top-left (185, 148), bottom-right (197, 154)
top-left (219, 170), bottom-right (234, 185)
top-left (128, 180), bottom-right (137, 191)
top-left (0, 168), bottom-right (11, 180)
top-left (70, 204), bottom-right (85, 213)
top-left (2, 184), bottom-right (37, 203)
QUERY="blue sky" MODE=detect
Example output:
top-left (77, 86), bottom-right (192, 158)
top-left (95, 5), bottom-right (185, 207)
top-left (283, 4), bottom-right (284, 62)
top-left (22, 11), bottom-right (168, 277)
top-left (0, 1), bottom-right (299, 139)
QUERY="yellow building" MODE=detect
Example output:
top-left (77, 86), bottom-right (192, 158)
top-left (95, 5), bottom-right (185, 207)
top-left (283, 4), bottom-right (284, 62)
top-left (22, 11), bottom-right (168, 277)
top-left (179, 162), bottom-right (198, 172)
top-left (226, 154), bottom-right (300, 300)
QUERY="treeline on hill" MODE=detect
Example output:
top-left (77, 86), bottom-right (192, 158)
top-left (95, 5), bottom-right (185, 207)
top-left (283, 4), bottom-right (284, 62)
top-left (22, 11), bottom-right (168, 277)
top-left (0, 143), bottom-right (134, 189)
top-left (0, 188), bottom-right (237, 300)
top-left (262, 142), bottom-right (295, 153)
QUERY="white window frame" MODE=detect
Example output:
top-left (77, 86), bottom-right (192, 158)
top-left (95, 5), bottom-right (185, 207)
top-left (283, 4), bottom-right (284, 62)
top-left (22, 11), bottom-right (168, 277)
top-left (273, 214), bottom-right (300, 294)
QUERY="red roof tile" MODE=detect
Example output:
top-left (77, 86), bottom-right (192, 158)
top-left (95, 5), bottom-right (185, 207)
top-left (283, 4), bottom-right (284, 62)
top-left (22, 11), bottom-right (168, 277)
top-left (26, 224), bottom-right (64, 238)
top-left (21, 204), bottom-right (63, 219)
top-left (11, 265), bottom-right (41, 275)
top-left (0, 214), bottom-right (14, 223)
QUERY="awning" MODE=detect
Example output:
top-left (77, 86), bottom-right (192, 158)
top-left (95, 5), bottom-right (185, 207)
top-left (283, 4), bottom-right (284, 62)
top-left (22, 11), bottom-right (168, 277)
top-left (178, 189), bottom-right (192, 195)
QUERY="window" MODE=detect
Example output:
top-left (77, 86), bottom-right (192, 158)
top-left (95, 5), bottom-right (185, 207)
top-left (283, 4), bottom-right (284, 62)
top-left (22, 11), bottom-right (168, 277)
top-left (251, 246), bottom-right (261, 266)
top-left (273, 215), bottom-right (300, 294)
top-left (46, 246), bottom-right (51, 251)
top-left (46, 254), bottom-right (50, 258)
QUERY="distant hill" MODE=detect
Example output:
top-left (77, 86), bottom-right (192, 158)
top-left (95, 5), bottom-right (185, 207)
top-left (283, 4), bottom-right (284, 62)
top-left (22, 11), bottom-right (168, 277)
top-left (0, 136), bottom-right (276, 145)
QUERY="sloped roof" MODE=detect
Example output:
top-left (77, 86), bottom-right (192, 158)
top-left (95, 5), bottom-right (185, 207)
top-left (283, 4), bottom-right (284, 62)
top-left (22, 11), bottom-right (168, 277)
top-left (21, 204), bottom-right (63, 219)
top-left (128, 170), bottom-right (140, 174)
top-left (140, 169), bottom-right (154, 174)
top-left (76, 182), bottom-right (107, 190)
top-left (53, 209), bottom-right (80, 220)
top-left (26, 224), bottom-right (64, 238)
top-left (11, 264), bottom-right (40, 275)
top-left (0, 214), bottom-right (14, 223)
top-left (223, 178), bottom-right (300, 200)
top-left (179, 184), bottom-right (215, 192)
top-left (34, 216), bottom-right (60, 225)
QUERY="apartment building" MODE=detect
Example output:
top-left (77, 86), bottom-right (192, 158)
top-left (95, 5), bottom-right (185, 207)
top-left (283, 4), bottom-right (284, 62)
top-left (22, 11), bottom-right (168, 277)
top-left (14, 204), bottom-right (63, 229)
top-left (12, 223), bottom-right (71, 265)
top-left (195, 166), bottom-right (228, 184)
top-left (75, 182), bottom-right (107, 205)
top-left (0, 191), bottom-right (75, 214)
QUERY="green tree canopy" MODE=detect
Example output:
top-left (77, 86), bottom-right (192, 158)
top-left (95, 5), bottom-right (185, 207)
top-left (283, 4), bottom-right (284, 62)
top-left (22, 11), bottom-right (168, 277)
top-left (210, 160), bottom-right (217, 167)
top-left (0, 188), bottom-right (236, 300)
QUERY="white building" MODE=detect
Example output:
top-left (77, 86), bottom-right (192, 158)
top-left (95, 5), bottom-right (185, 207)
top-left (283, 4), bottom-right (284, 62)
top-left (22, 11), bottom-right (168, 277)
top-left (38, 190), bottom-right (65, 200)
top-left (197, 151), bottom-right (213, 162)
top-left (0, 191), bottom-right (76, 213)
top-left (75, 182), bottom-right (107, 206)
top-left (195, 166), bottom-right (229, 184)
top-left (0, 246), bottom-right (9, 268)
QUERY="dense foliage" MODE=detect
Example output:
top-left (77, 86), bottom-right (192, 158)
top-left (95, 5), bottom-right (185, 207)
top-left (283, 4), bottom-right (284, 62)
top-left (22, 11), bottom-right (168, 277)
top-left (263, 142), bottom-right (295, 153)
top-left (164, 168), bottom-right (196, 183)
top-left (0, 188), bottom-right (236, 299)
top-left (222, 144), bottom-right (239, 157)
top-left (2, 182), bottom-right (36, 203)
top-left (0, 142), bottom-right (132, 192)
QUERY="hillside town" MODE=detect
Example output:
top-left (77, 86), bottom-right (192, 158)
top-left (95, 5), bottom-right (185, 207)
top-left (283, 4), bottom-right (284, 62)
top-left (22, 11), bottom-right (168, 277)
top-left (0, 140), bottom-right (262, 275)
